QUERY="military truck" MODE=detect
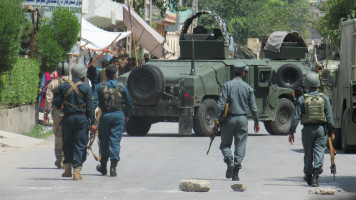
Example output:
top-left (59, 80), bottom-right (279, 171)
top-left (119, 11), bottom-right (308, 136)
top-left (330, 19), bottom-right (356, 153)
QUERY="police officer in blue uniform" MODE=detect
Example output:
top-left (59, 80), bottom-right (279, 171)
top-left (94, 64), bottom-right (133, 177)
top-left (53, 63), bottom-right (96, 180)
top-left (214, 62), bottom-right (260, 181)
top-left (289, 72), bottom-right (335, 187)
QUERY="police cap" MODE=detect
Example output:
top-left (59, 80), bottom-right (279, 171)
top-left (234, 62), bottom-right (249, 73)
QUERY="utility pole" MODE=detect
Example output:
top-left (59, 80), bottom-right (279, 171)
top-left (143, 0), bottom-right (152, 59)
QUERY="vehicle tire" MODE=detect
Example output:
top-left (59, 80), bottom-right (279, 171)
top-left (126, 116), bottom-right (151, 136)
top-left (341, 111), bottom-right (355, 153)
top-left (275, 64), bottom-right (303, 88)
top-left (193, 99), bottom-right (218, 136)
top-left (127, 64), bottom-right (165, 105)
top-left (264, 98), bottom-right (295, 135)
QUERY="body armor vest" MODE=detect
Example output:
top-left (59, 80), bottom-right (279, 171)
top-left (301, 94), bottom-right (327, 124)
top-left (99, 81), bottom-right (123, 112)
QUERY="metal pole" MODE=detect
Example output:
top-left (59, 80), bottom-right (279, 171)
top-left (128, 1), bottom-right (138, 66)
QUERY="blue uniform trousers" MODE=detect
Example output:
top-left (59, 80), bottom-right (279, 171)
top-left (61, 113), bottom-right (89, 168)
top-left (302, 125), bottom-right (327, 176)
top-left (220, 115), bottom-right (248, 169)
top-left (98, 111), bottom-right (125, 163)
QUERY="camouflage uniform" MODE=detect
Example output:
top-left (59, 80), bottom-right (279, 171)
top-left (44, 76), bottom-right (69, 169)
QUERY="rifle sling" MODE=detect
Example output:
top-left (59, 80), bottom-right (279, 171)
top-left (64, 80), bottom-right (84, 99)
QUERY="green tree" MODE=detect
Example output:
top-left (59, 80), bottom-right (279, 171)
top-left (198, 0), bottom-right (310, 44)
top-left (0, 0), bottom-right (26, 72)
top-left (35, 7), bottom-right (80, 73)
top-left (313, 0), bottom-right (356, 45)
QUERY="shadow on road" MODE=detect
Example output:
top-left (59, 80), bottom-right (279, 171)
top-left (18, 167), bottom-right (58, 170)
top-left (123, 133), bottom-right (270, 138)
top-left (269, 175), bottom-right (356, 194)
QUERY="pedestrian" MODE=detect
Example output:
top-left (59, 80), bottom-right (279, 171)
top-left (53, 63), bottom-right (97, 180)
top-left (43, 61), bottom-right (70, 169)
top-left (214, 62), bottom-right (260, 181)
top-left (288, 72), bottom-right (335, 187)
top-left (38, 72), bottom-right (52, 112)
top-left (94, 64), bottom-right (133, 177)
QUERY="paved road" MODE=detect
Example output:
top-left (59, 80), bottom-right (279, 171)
top-left (0, 121), bottom-right (356, 200)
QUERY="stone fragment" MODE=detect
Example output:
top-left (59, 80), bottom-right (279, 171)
top-left (308, 188), bottom-right (336, 195)
top-left (231, 184), bottom-right (247, 192)
top-left (179, 180), bottom-right (211, 192)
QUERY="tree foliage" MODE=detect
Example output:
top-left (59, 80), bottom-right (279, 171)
top-left (198, 0), bottom-right (310, 45)
top-left (313, 0), bottom-right (356, 45)
top-left (35, 7), bottom-right (80, 73)
top-left (0, 58), bottom-right (40, 106)
top-left (0, 0), bottom-right (26, 72)
top-left (118, 0), bottom-right (186, 17)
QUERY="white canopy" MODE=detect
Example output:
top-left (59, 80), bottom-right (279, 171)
top-left (80, 18), bottom-right (131, 50)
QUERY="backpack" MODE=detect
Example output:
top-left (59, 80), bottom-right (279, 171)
top-left (301, 94), bottom-right (327, 124)
top-left (99, 81), bottom-right (123, 112)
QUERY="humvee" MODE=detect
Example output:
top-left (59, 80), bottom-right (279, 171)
top-left (119, 11), bottom-right (314, 136)
top-left (330, 19), bottom-right (356, 153)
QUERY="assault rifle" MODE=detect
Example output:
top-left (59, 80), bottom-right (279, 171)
top-left (207, 98), bottom-right (230, 155)
top-left (326, 125), bottom-right (336, 181)
top-left (328, 136), bottom-right (336, 181)
top-left (87, 110), bottom-right (102, 161)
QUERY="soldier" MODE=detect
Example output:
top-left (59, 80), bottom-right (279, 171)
top-left (214, 62), bottom-right (260, 181)
top-left (94, 64), bottom-right (133, 177)
top-left (53, 63), bottom-right (96, 180)
top-left (43, 61), bottom-right (69, 169)
top-left (288, 72), bottom-right (335, 187)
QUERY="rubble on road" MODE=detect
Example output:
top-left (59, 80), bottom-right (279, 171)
top-left (308, 188), bottom-right (337, 195)
top-left (231, 183), bottom-right (247, 192)
top-left (179, 179), bottom-right (211, 192)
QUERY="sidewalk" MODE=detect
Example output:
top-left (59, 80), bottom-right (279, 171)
top-left (0, 130), bottom-right (44, 149)
top-left (0, 112), bottom-right (50, 151)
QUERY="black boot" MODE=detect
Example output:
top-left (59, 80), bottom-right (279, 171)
top-left (225, 158), bottom-right (234, 178)
top-left (110, 161), bottom-right (118, 177)
top-left (311, 171), bottom-right (319, 187)
top-left (232, 167), bottom-right (240, 181)
top-left (303, 175), bottom-right (312, 186)
top-left (96, 162), bottom-right (107, 175)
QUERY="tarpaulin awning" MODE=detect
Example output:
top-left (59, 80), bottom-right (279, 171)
top-left (123, 5), bottom-right (173, 58)
top-left (161, 12), bottom-right (176, 25)
top-left (264, 31), bottom-right (307, 52)
top-left (80, 18), bottom-right (131, 50)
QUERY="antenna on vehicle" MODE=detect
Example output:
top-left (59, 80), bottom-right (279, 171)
top-left (190, 38), bottom-right (196, 76)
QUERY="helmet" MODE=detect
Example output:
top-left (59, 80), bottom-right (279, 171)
top-left (57, 62), bottom-right (69, 76)
top-left (71, 63), bottom-right (87, 79)
top-left (234, 61), bottom-right (249, 73)
top-left (304, 72), bottom-right (320, 88)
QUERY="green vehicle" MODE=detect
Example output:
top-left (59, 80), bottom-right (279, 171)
top-left (330, 19), bottom-right (356, 153)
top-left (119, 11), bottom-right (313, 136)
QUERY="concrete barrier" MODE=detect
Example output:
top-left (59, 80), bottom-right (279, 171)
top-left (0, 103), bottom-right (38, 133)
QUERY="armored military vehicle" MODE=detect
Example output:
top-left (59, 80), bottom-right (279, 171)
top-left (330, 19), bottom-right (356, 153)
top-left (119, 11), bottom-right (310, 137)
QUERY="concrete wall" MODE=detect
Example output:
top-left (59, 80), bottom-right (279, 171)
top-left (0, 104), bottom-right (38, 134)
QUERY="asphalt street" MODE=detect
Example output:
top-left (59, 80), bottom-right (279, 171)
top-left (0, 121), bottom-right (356, 200)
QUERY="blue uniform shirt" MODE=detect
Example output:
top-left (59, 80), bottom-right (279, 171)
top-left (53, 78), bottom-right (96, 125)
top-left (94, 79), bottom-right (133, 116)
top-left (216, 77), bottom-right (259, 125)
top-left (289, 90), bottom-right (335, 133)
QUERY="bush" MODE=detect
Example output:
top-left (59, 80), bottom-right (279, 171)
top-left (0, 0), bottom-right (26, 72)
top-left (35, 7), bottom-right (80, 73)
top-left (22, 125), bottom-right (54, 139)
top-left (0, 58), bottom-right (40, 106)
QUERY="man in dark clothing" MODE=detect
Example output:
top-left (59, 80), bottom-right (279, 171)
top-left (53, 63), bottom-right (97, 180)
top-left (94, 64), bottom-right (133, 177)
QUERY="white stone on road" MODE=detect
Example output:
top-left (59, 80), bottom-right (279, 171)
top-left (231, 183), bottom-right (247, 192)
top-left (308, 188), bottom-right (337, 195)
top-left (179, 179), bottom-right (211, 192)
